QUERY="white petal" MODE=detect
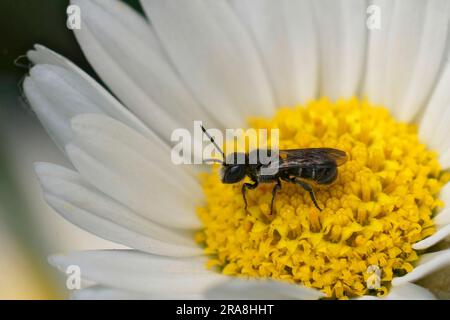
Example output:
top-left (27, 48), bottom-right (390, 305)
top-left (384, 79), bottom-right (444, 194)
top-left (418, 59), bottom-right (450, 149)
top-left (70, 113), bottom-right (199, 189)
top-left (364, 0), bottom-right (450, 121)
top-left (23, 73), bottom-right (71, 150)
top-left (434, 182), bottom-right (450, 225)
top-left (71, 113), bottom-right (191, 178)
top-left (434, 209), bottom-right (450, 226)
top-left (205, 279), bottom-right (325, 300)
top-left (25, 48), bottom-right (153, 148)
top-left (35, 162), bottom-right (201, 257)
top-left (71, 286), bottom-right (149, 300)
top-left (66, 114), bottom-right (201, 229)
top-left (392, 249), bottom-right (450, 286)
top-left (440, 149), bottom-right (450, 170)
top-left (393, 0), bottom-right (450, 122)
top-left (51, 250), bottom-right (324, 299)
top-left (141, 0), bottom-right (276, 127)
top-left (421, 104), bottom-right (450, 163)
top-left (412, 224), bottom-right (450, 250)
top-left (71, 0), bottom-right (217, 140)
top-left (49, 250), bottom-right (225, 295)
top-left (412, 182), bottom-right (450, 249)
top-left (71, 285), bottom-right (202, 300)
top-left (45, 195), bottom-right (200, 257)
top-left (313, 0), bottom-right (367, 100)
top-left (412, 186), bottom-right (450, 249)
top-left (363, 0), bottom-right (394, 105)
top-left (359, 283), bottom-right (435, 300)
top-left (230, 0), bottom-right (318, 106)
top-left (34, 161), bottom-right (80, 182)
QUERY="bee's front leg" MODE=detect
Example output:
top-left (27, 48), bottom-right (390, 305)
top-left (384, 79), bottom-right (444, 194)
top-left (242, 181), bottom-right (258, 211)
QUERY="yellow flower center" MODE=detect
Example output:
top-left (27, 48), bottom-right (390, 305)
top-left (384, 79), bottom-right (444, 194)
top-left (196, 97), bottom-right (448, 299)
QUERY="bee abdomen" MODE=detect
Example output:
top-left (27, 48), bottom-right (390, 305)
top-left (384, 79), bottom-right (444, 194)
top-left (258, 174), bottom-right (278, 183)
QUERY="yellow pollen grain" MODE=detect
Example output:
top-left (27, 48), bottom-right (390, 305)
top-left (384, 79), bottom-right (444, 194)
top-left (196, 97), bottom-right (449, 299)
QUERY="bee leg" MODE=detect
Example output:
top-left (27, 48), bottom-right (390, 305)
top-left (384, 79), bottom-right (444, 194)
top-left (270, 179), bottom-right (282, 215)
top-left (242, 181), bottom-right (258, 211)
top-left (289, 178), bottom-right (322, 211)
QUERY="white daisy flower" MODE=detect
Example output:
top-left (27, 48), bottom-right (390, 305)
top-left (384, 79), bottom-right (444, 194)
top-left (23, 0), bottom-right (450, 299)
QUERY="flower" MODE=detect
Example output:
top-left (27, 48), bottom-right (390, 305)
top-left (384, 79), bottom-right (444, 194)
top-left (23, 0), bottom-right (450, 299)
top-left (198, 98), bottom-right (448, 299)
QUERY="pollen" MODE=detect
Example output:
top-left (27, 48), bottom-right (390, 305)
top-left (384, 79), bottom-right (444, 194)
top-left (196, 97), bottom-right (449, 299)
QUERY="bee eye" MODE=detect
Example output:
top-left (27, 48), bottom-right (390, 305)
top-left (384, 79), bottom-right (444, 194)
top-left (222, 165), bottom-right (246, 184)
top-left (229, 165), bottom-right (243, 175)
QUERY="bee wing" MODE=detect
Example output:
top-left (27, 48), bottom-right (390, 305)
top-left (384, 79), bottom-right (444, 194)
top-left (272, 148), bottom-right (347, 170)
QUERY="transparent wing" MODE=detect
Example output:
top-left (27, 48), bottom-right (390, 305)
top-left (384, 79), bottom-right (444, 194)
top-left (271, 148), bottom-right (347, 170)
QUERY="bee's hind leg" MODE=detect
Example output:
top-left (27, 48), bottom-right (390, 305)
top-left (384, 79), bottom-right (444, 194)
top-left (286, 178), bottom-right (322, 211)
top-left (270, 178), bottom-right (282, 215)
top-left (242, 181), bottom-right (258, 212)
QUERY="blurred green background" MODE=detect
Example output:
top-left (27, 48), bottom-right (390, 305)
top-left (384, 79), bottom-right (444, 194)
top-left (0, 0), bottom-right (140, 299)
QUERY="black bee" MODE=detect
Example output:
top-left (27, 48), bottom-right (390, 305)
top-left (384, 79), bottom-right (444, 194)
top-left (201, 126), bottom-right (347, 214)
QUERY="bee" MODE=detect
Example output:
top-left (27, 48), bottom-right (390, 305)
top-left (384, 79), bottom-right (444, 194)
top-left (201, 126), bottom-right (347, 214)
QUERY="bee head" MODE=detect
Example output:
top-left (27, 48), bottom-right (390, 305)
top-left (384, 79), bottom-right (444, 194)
top-left (220, 152), bottom-right (247, 183)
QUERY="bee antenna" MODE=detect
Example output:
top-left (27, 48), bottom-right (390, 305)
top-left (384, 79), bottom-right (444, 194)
top-left (203, 158), bottom-right (224, 164)
top-left (200, 125), bottom-right (225, 161)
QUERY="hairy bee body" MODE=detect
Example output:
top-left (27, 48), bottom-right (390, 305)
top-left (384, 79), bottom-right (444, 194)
top-left (201, 126), bottom-right (347, 213)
